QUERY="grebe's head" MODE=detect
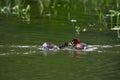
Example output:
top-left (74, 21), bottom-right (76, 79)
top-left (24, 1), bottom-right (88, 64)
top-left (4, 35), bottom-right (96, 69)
top-left (72, 38), bottom-right (81, 45)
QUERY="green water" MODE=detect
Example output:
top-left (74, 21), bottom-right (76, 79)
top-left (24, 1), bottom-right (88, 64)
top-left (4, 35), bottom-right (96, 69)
top-left (0, 0), bottom-right (120, 80)
top-left (0, 45), bottom-right (120, 80)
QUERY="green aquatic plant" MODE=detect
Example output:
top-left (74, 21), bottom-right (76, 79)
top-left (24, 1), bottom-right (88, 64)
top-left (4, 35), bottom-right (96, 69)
top-left (106, 10), bottom-right (116, 28)
top-left (37, 0), bottom-right (44, 15)
top-left (107, 10), bottom-right (120, 38)
top-left (111, 26), bottom-right (120, 38)
top-left (12, 0), bottom-right (30, 23)
top-left (116, 0), bottom-right (119, 9)
top-left (115, 11), bottom-right (120, 38)
top-left (1, 6), bottom-right (10, 15)
top-left (92, 0), bottom-right (105, 24)
top-left (67, 12), bottom-right (71, 20)
top-left (14, 0), bottom-right (22, 17)
top-left (43, 0), bottom-right (51, 7)
top-left (0, 0), bottom-right (120, 25)
top-left (83, 0), bottom-right (88, 14)
top-left (116, 28), bottom-right (120, 38)
top-left (75, 26), bottom-right (80, 35)
top-left (22, 5), bottom-right (30, 24)
top-left (107, 10), bottom-right (120, 27)
top-left (0, 0), bottom-right (30, 23)
top-left (116, 11), bottom-right (120, 26)
top-left (95, 8), bottom-right (103, 24)
top-left (34, 0), bottom-right (51, 15)
top-left (106, 0), bottom-right (109, 6)
top-left (0, 0), bottom-right (11, 16)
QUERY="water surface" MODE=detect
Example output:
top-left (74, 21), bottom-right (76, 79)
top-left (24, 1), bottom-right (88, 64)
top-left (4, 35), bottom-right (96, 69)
top-left (0, 45), bottom-right (120, 80)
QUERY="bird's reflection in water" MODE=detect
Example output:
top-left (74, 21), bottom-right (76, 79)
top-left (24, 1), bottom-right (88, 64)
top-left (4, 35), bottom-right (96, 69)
top-left (74, 51), bottom-right (81, 58)
top-left (73, 50), bottom-right (87, 58)
top-left (42, 50), bottom-right (57, 56)
top-left (42, 49), bottom-right (87, 58)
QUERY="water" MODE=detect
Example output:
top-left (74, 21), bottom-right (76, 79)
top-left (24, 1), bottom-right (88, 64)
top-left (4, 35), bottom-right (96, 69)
top-left (0, 45), bottom-right (120, 80)
top-left (0, 44), bottom-right (119, 56)
top-left (0, 0), bottom-right (120, 80)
